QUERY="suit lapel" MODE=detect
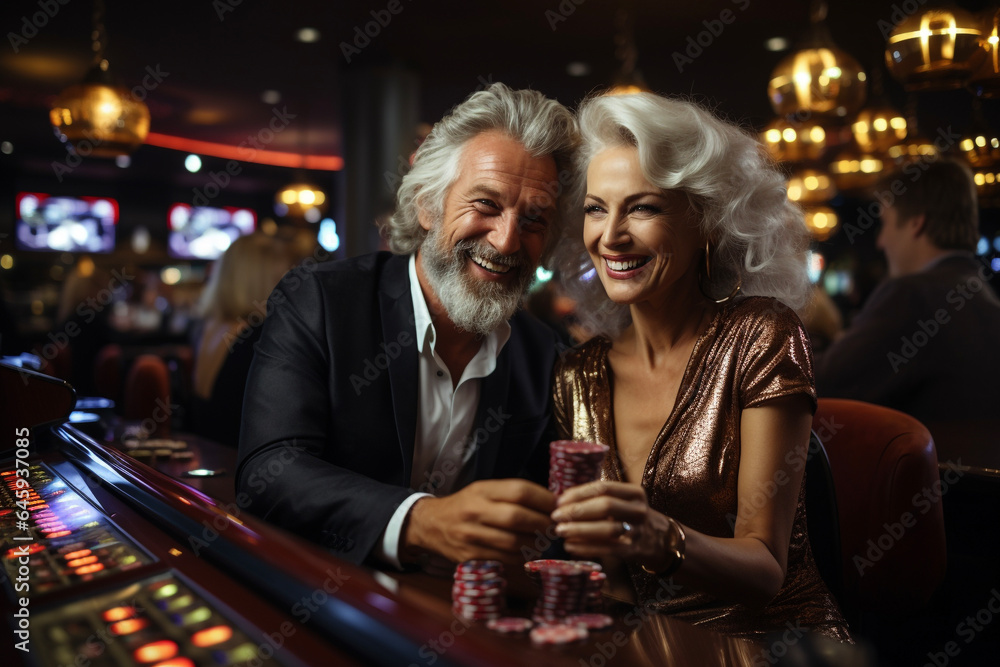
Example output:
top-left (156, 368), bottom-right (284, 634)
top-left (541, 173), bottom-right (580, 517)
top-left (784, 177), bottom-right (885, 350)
top-left (378, 254), bottom-right (418, 487)
top-left (473, 343), bottom-right (510, 480)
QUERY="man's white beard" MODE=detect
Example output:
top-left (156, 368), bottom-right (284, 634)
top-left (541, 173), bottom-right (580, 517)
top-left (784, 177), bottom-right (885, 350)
top-left (420, 224), bottom-right (535, 336)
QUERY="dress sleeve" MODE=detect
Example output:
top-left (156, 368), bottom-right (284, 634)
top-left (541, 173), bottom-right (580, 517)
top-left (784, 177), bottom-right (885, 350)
top-left (738, 301), bottom-right (817, 413)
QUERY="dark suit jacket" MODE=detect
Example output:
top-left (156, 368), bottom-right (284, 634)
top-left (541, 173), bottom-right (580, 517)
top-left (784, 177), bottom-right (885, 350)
top-left (815, 254), bottom-right (1000, 425)
top-left (237, 252), bottom-right (558, 564)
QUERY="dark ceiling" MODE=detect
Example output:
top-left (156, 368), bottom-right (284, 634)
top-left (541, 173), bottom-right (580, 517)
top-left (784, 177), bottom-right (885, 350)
top-left (1, 0), bottom-right (999, 195)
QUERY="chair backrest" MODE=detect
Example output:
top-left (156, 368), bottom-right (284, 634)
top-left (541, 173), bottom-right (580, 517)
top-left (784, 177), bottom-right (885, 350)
top-left (123, 354), bottom-right (171, 437)
top-left (812, 398), bottom-right (946, 614)
top-left (804, 431), bottom-right (842, 607)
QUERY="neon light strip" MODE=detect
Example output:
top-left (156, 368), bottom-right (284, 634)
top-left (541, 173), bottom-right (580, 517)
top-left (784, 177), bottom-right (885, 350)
top-left (144, 132), bottom-right (343, 171)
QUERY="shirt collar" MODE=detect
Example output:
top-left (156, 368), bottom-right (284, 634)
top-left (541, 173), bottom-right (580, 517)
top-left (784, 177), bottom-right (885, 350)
top-left (407, 254), bottom-right (511, 364)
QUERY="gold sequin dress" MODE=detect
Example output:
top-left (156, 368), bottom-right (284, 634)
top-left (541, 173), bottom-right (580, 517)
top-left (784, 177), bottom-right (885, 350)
top-left (553, 296), bottom-right (851, 641)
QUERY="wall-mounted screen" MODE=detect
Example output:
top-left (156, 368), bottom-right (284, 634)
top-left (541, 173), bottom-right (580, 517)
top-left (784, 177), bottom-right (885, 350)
top-left (167, 204), bottom-right (256, 260)
top-left (15, 193), bottom-right (118, 253)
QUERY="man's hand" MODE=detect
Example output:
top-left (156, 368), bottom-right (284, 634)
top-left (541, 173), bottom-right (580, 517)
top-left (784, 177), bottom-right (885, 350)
top-left (402, 479), bottom-right (555, 565)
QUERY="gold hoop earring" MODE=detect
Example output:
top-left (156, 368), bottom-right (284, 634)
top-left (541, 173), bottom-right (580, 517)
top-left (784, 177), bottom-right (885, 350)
top-left (712, 277), bottom-right (742, 304)
top-left (700, 241), bottom-right (741, 304)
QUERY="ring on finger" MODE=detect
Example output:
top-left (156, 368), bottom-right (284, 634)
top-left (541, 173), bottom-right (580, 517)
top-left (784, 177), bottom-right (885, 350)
top-left (619, 520), bottom-right (635, 543)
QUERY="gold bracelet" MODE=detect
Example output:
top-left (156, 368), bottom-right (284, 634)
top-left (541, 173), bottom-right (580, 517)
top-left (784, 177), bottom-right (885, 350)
top-left (640, 518), bottom-right (686, 577)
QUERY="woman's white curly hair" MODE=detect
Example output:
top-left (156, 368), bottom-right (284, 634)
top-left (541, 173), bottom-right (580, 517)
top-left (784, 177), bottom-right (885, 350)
top-left (381, 82), bottom-right (579, 263)
top-left (553, 93), bottom-right (811, 337)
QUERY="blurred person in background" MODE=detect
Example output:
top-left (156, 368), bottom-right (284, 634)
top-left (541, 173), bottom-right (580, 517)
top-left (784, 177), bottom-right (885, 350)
top-left (189, 233), bottom-right (293, 446)
top-left (51, 257), bottom-right (119, 394)
top-left (815, 160), bottom-right (1000, 435)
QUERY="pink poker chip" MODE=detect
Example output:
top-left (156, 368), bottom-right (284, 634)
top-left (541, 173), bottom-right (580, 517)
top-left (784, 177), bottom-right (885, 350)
top-left (530, 623), bottom-right (588, 645)
top-left (564, 613), bottom-right (613, 630)
top-left (486, 617), bottom-right (534, 634)
top-left (456, 559), bottom-right (503, 574)
top-left (550, 440), bottom-right (609, 455)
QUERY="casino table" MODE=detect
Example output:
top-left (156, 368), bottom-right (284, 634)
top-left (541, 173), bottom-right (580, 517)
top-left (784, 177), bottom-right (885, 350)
top-left (1, 362), bottom-right (864, 667)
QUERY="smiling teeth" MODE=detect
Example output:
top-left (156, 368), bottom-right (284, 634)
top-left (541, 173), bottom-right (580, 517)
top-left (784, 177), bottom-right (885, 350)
top-left (607, 258), bottom-right (648, 272)
top-left (470, 254), bottom-right (511, 273)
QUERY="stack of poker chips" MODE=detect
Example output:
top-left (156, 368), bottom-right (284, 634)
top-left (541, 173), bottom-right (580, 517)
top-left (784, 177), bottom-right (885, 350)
top-left (526, 559), bottom-right (605, 612)
top-left (585, 569), bottom-right (606, 612)
top-left (548, 440), bottom-right (609, 496)
top-left (532, 561), bottom-right (591, 624)
top-left (452, 560), bottom-right (506, 621)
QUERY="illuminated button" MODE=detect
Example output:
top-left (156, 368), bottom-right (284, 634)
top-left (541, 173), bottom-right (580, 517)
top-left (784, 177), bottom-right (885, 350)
top-left (110, 618), bottom-right (149, 635)
top-left (151, 583), bottom-right (179, 599)
top-left (163, 594), bottom-right (194, 611)
top-left (191, 625), bottom-right (233, 647)
top-left (133, 640), bottom-right (179, 663)
top-left (215, 643), bottom-right (258, 664)
top-left (174, 606), bottom-right (211, 626)
top-left (74, 563), bottom-right (105, 575)
top-left (64, 549), bottom-right (92, 560)
top-left (47, 530), bottom-right (72, 539)
top-left (102, 606), bottom-right (136, 622)
top-left (151, 659), bottom-right (195, 667)
top-left (67, 555), bottom-right (99, 568)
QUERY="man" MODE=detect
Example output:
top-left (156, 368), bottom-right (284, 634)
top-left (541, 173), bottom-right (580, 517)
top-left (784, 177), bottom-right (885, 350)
top-left (237, 83), bottom-right (578, 569)
top-left (815, 159), bottom-right (1000, 434)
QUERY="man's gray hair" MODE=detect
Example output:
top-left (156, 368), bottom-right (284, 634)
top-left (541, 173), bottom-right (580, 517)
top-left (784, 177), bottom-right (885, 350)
top-left (382, 82), bottom-right (579, 263)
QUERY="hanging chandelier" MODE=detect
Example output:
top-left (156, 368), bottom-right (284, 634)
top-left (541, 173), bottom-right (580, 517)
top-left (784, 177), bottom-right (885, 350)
top-left (885, 6), bottom-right (988, 91)
top-left (787, 169), bottom-right (838, 205)
top-left (802, 206), bottom-right (840, 241)
top-left (767, 2), bottom-right (867, 118)
top-left (968, 8), bottom-right (1000, 97)
top-left (761, 118), bottom-right (829, 163)
top-left (49, 0), bottom-right (150, 158)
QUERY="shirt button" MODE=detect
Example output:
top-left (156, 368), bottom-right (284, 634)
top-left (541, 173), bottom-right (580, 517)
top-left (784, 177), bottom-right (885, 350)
top-left (437, 371), bottom-right (444, 377)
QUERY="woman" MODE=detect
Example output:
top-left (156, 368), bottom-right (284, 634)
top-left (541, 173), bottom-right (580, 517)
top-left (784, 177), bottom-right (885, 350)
top-left (190, 233), bottom-right (292, 446)
top-left (550, 93), bottom-right (850, 641)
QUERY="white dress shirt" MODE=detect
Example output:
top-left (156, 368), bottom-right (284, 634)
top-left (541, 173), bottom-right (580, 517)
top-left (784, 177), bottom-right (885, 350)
top-left (374, 254), bottom-right (510, 568)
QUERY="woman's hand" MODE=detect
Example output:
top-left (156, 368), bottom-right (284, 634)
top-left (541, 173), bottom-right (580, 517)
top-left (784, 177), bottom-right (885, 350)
top-left (550, 480), bottom-right (682, 573)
